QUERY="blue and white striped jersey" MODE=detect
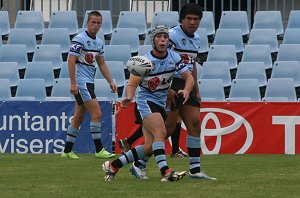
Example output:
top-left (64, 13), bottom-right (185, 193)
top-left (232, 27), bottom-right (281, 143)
top-left (69, 31), bottom-right (104, 83)
top-left (136, 49), bottom-right (189, 108)
top-left (169, 25), bottom-right (201, 78)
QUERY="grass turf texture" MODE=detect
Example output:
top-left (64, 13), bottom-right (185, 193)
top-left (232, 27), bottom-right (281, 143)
top-left (0, 154), bottom-right (299, 198)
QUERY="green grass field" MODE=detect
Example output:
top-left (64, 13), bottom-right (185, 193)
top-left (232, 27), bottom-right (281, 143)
top-left (0, 154), bottom-right (299, 198)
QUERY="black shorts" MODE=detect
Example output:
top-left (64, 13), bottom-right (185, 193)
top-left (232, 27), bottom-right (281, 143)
top-left (74, 82), bottom-right (96, 105)
top-left (134, 101), bottom-right (167, 124)
top-left (170, 77), bottom-right (200, 111)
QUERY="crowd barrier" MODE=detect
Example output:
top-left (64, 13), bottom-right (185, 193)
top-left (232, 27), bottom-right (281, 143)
top-left (1, 100), bottom-right (299, 154)
top-left (0, 100), bottom-right (113, 153)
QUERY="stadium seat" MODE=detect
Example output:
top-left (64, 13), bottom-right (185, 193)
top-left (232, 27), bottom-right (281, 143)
top-left (0, 11), bottom-right (10, 37)
top-left (94, 79), bottom-right (118, 101)
top-left (287, 10), bottom-right (300, 29)
top-left (0, 33), bottom-right (2, 46)
top-left (143, 28), bottom-right (151, 45)
top-left (95, 61), bottom-right (125, 88)
top-left (200, 61), bottom-right (231, 87)
top-left (0, 62), bottom-right (19, 87)
top-left (235, 62), bottom-right (267, 87)
top-left (0, 79), bottom-right (12, 101)
top-left (117, 11), bottom-right (147, 37)
top-left (24, 62), bottom-right (54, 87)
top-left (241, 45), bottom-right (272, 69)
top-left (199, 11), bottom-right (215, 36)
top-left (41, 28), bottom-right (70, 54)
top-left (252, 11), bottom-right (284, 36)
top-left (14, 11), bottom-right (44, 36)
top-left (7, 28), bottom-right (36, 53)
top-left (16, 79), bottom-right (46, 101)
top-left (195, 28), bottom-right (209, 53)
top-left (82, 10), bottom-right (113, 38)
top-left (198, 79), bottom-right (225, 101)
top-left (196, 62), bottom-right (202, 80)
top-left (227, 79), bottom-right (261, 101)
top-left (213, 29), bottom-right (244, 53)
top-left (218, 11), bottom-right (249, 36)
top-left (0, 44), bottom-right (28, 70)
top-left (263, 78), bottom-right (297, 102)
top-left (51, 78), bottom-right (72, 98)
top-left (248, 29), bottom-right (278, 53)
top-left (48, 11), bottom-right (78, 36)
top-left (282, 28), bottom-right (300, 44)
top-left (110, 28), bottom-right (140, 55)
top-left (32, 44), bottom-right (63, 70)
top-left (207, 45), bottom-right (237, 69)
top-left (104, 45), bottom-right (131, 68)
top-left (59, 62), bottom-right (69, 78)
top-left (272, 61), bottom-right (300, 87)
top-left (137, 45), bottom-right (152, 56)
top-left (150, 11), bottom-right (179, 28)
top-left (276, 44), bottom-right (300, 62)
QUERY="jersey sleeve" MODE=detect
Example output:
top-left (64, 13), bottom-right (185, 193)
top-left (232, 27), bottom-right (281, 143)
top-left (173, 51), bottom-right (189, 75)
top-left (69, 36), bottom-right (84, 57)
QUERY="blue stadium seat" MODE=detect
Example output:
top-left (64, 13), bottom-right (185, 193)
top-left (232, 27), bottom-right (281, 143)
top-left (272, 61), bottom-right (300, 87)
top-left (41, 28), bottom-right (70, 54)
top-left (236, 62), bottom-right (267, 87)
top-left (227, 79), bottom-right (261, 101)
top-left (49, 11), bottom-right (78, 36)
top-left (199, 11), bottom-right (215, 36)
top-left (82, 10), bottom-right (112, 38)
top-left (110, 28), bottom-right (140, 55)
top-left (16, 79), bottom-right (46, 101)
top-left (104, 45), bottom-right (131, 68)
top-left (207, 45), bottom-right (237, 69)
top-left (0, 62), bottom-right (19, 87)
top-left (59, 62), bottom-right (69, 78)
top-left (198, 79), bottom-right (225, 101)
top-left (219, 11), bottom-right (249, 36)
top-left (14, 11), bottom-right (44, 36)
top-left (51, 78), bottom-right (72, 98)
top-left (143, 28), bottom-right (151, 45)
top-left (241, 45), bottom-right (272, 69)
top-left (94, 79), bottom-right (118, 101)
top-left (7, 28), bottom-right (36, 53)
top-left (32, 44), bottom-right (63, 70)
top-left (248, 29), bottom-right (278, 53)
top-left (252, 11), bottom-right (284, 36)
top-left (137, 45), bottom-right (152, 56)
top-left (287, 10), bottom-right (300, 29)
top-left (0, 11), bottom-right (10, 37)
top-left (213, 29), bottom-right (244, 53)
top-left (24, 62), bottom-right (54, 87)
top-left (282, 28), bottom-right (300, 44)
top-left (95, 61), bottom-right (125, 88)
top-left (200, 61), bottom-right (231, 87)
top-left (0, 44), bottom-right (28, 70)
top-left (263, 78), bottom-right (297, 102)
top-left (117, 11), bottom-right (147, 37)
top-left (196, 62), bottom-right (202, 80)
top-left (150, 11), bottom-right (179, 28)
top-left (195, 28), bottom-right (209, 53)
top-left (276, 44), bottom-right (300, 62)
top-left (0, 79), bottom-right (12, 101)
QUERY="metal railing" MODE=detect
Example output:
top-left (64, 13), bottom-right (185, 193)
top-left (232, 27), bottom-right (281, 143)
top-left (1, 0), bottom-right (300, 28)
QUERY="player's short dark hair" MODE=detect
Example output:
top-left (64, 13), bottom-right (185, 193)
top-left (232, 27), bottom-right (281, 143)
top-left (88, 10), bottom-right (102, 21)
top-left (179, 3), bottom-right (203, 22)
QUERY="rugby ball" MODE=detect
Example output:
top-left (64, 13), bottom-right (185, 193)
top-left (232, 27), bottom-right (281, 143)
top-left (126, 56), bottom-right (154, 77)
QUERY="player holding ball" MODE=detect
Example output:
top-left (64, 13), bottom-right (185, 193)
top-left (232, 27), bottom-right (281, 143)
top-left (102, 25), bottom-right (195, 182)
